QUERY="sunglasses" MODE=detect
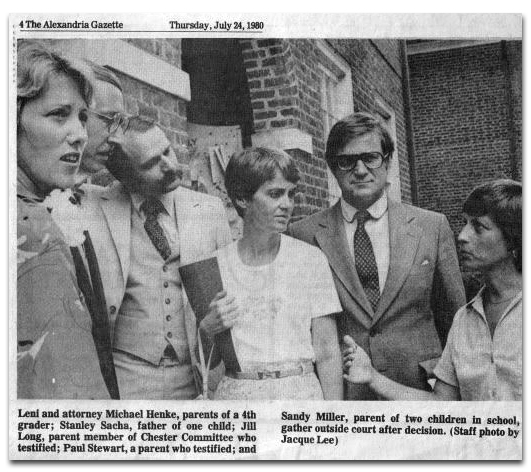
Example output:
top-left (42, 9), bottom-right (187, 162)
top-left (334, 152), bottom-right (387, 171)
top-left (89, 110), bottom-right (130, 134)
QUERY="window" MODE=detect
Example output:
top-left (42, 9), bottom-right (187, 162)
top-left (316, 41), bottom-right (354, 205)
top-left (321, 69), bottom-right (338, 140)
top-left (374, 97), bottom-right (401, 202)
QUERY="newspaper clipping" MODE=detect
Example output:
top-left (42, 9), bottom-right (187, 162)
top-left (9, 13), bottom-right (522, 460)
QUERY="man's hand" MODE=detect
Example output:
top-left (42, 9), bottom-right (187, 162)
top-left (199, 290), bottom-right (239, 339)
top-left (342, 335), bottom-right (373, 384)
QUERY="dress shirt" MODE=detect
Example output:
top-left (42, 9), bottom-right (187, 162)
top-left (341, 193), bottom-right (389, 293)
top-left (130, 192), bottom-right (178, 248)
top-left (434, 287), bottom-right (522, 400)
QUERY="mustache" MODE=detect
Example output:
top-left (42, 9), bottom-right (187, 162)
top-left (162, 169), bottom-right (182, 183)
top-left (107, 142), bottom-right (128, 162)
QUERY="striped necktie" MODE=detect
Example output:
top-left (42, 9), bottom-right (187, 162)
top-left (141, 199), bottom-right (172, 260)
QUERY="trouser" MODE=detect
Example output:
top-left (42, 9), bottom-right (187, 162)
top-left (113, 349), bottom-right (197, 400)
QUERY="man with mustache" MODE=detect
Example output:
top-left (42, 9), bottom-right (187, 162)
top-left (290, 112), bottom-right (465, 399)
top-left (85, 115), bottom-right (232, 399)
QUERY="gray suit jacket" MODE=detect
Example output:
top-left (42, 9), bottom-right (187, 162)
top-left (82, 182), bottom-right (232, 393)
top-left (290, 198), bottom-right (465, 399)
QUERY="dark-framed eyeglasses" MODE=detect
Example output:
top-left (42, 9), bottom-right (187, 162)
top-left (334, 152), bottom-right (386, 171)
top-left (88, 110), bottom-right (130, 134)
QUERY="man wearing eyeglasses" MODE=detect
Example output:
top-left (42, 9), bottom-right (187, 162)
top-left (81, 61), bottom-right (126, 177)
top-left (290, 112), bottom-right (465, 400)
top-left (65, 62), bottom-right (126, 400)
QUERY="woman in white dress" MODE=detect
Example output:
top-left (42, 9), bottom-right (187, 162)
top-left (200, 147), bottom-right (343, 400)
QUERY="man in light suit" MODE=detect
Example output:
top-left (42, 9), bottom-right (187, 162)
top-left (69, 62), bottom-right (126, 399)
top-left (290, 113), bottom-right (465, 400)
top-left (84, 115), bottom-right (232, 399)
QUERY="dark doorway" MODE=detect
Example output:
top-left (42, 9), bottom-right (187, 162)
top-left (182, 39), bottom-right (254, 147)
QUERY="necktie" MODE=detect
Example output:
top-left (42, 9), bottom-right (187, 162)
top-left (141, 199), bottom-right (171, 260)
top-left (354, 210), bottom-right (380, 312)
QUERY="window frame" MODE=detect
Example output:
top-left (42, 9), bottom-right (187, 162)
top-left (315, 40), bottom-right (354, 205)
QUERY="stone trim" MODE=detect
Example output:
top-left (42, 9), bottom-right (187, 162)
top-left (56, 39), bottom-right (190, 101)
top-left (407, 40), bottom-right (500, 56)
top-left (251, 128), bottom-right (313, 154)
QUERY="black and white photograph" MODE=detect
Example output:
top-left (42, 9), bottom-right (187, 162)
top-left (9, 13), bottom-right (522, 460)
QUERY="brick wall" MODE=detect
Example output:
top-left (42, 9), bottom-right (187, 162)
top-left (240, 39), bottom-right (299, 132)
top-left (240, 39), bottom-right (326, 218)
top-left (240, 38), bottom-right (410, 218)
top-left (408, 42), bottom-right (522, 235)
top-left (506, 41), bottom-right (522, 178)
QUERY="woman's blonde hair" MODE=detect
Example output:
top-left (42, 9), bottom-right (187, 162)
top-left (17, 40), bottom-right (93, 123)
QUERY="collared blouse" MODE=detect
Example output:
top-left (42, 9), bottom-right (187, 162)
top-left (434, 287), bottom-right (522, 400)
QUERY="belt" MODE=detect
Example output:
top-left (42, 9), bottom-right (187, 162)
top-left (226, 360), bottom-right (314, 380)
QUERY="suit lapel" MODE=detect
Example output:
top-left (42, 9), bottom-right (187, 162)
top-left (175, 187), bottom-right (198, 264)
top-left (373, 200), bottom-right (421, 325)
top-left (175, 187), bottom-right (212, 265)
top-left (174, 188), bottom-right (201, 365)
top-left (314, 202), bottom-right (374, 325)
top-left (81, 231), bottom-right (120, 399)
top-left (99, 183), bottom-right (131, 290)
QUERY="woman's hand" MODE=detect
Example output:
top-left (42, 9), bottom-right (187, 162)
top-left (199, 290), bottom-right (239, 338)
top-left (342, 335), bottom-right (373, 384)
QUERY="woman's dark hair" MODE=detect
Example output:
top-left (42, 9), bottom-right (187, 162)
top-left (463, 179), bottom-right (522, 272)
top-left (225, 147), bottom-right (300, 217)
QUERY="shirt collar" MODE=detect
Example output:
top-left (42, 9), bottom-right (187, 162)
top-left (131, 192), bottom-right (174, 217)
top-left (341, 192), bottom-right (388, 223)
top-left (17, 168), bottom-right (41, 200)
top-left (468, 285), bottom-right (522, 320)
top-left (468, 286), bottom-right (486, 317)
